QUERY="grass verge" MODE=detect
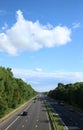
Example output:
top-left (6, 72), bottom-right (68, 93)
top-left (45, 101), bottom-right (64, 130)
top-left (0, 96), bottom-right (37, 123)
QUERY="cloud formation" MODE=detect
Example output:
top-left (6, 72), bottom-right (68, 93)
top-left (72, 22), bottom-right (80, 29)
top-left (12, 68), bottom-right (83, 91)
top-left (0, 10), bottom-right (71, 55)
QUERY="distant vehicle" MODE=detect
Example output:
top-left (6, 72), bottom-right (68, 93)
top-left (60, 102), bottom-right (64, 106)
top-left (34, 97), bottom-right (36, 100)
top-left (22, 111), bottom-right (28, 116)
top-left (58, 101), bottom-right (65, 106)
top-left (33, 100), bottom-right (36, 103)
top-left (69, 108), bottom-right (74, 112)
top-left (33, 98), bottom-right (36, 103)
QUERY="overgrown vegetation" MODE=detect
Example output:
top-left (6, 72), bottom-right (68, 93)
top-left (0, 66), bottom-right (37, 118)
top-left (48, 82), bottom-right (83, 110)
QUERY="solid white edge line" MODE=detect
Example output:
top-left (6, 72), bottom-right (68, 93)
top-left (5, 116), bottom-right (20, 130)
top-left (5, 102), bottom-right (32, 130)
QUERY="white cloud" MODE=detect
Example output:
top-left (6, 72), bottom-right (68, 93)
top-left (0, 10), bottom-right (71, 56)
top-left (13, 68), bottom-right (83, 81)
top-left (72, 22), bottom-right (80, 29)
top-left (2, 23), bottom-right (8, 30)
top-left (12, 68), bottom-right (83, 91)
top-left (29, 81), bottom-right (40, 85)
top-left (0, 33), bottom-right (17, 55)
top-left (35, 68), bottom-right (43, 72)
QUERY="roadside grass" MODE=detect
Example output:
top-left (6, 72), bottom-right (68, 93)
top-left (45, 101), bottom-right (64, 130)
top-left (0, 96), bottom-right (37, 123)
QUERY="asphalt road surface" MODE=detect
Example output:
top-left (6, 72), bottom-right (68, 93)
top-left (0, 96), bottom-right (51, 130)
top-left (46, 97), bottom-right (83, 130)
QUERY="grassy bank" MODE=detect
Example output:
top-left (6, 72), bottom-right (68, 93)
top-left (0, 96), bottom-right (37, 123)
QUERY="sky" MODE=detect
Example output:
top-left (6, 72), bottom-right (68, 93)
top-left (0, 0), bottom-right (83, 92)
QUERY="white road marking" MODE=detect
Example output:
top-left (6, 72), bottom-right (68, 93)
top-left (35, 125), bottom-right (38, 128)
top-left (22, 125), bottom-right (24, 128)
top-left (5, 102), bottom-right (32, 130)
top-left (5, 116), bottom-right (20, 130)
top-left (24, 102), bottom-right (32, 111)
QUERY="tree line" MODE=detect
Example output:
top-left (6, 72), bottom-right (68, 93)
top-left (48, 82), bottom-right (83, 110)
top-left (0, 66), bottom-right (37, 118)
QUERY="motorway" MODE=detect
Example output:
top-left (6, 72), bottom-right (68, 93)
top-left (0, 96), bottom-right (51, 130)
top-left (46, 97), bottom-right (83, 130)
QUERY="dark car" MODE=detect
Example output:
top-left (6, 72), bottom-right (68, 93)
top-left (33, 100), bottom-right (36, 103)
top-left (69, 108), bottom-right (74, 112)
top-left (22, 111), bottom-right (28, 116)
top-left (58, 100), bottom-right (65, 106)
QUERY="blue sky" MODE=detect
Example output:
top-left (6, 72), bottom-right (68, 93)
top-left (0, 0), bottom-right (83, 92)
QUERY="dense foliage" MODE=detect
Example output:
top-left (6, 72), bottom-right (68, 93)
top-left (0, 66), bottom-right (37, 118)
top-left (48, 82), bottom-right (83, 110)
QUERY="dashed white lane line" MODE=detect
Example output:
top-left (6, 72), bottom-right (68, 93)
top-left (35, 125), bottom-right (38, 128)
top-left (22, 125), bottom-right (24, 128)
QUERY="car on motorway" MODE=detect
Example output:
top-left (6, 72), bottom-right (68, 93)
top-left (22, 111), bottom-right (28, 116)
top-left (69, 108), bottom-right (75, 112)
top-left (33, 98), bottom-right (36, 103)
top-left (33, 100), bottom-right (36, 103)
top-left (58, 100), bottom-right (65, 106)
top-left (60, 102), bottom-right (64, 106)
